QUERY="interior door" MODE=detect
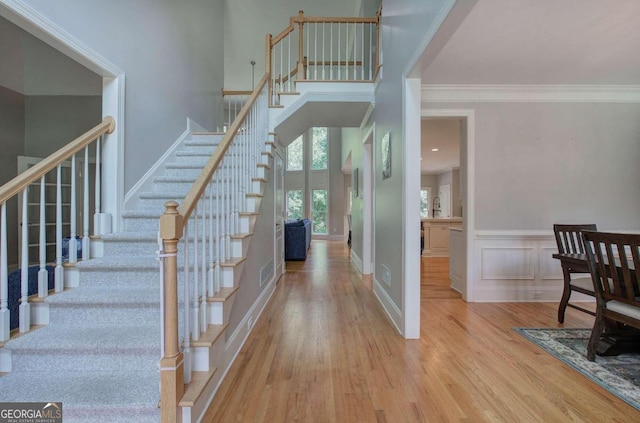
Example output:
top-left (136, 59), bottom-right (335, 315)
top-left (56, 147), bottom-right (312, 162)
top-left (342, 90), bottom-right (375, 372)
top-left (438, 184), bottom-right (451, 218)
top-left (274, 151), bottom-right (285, 278)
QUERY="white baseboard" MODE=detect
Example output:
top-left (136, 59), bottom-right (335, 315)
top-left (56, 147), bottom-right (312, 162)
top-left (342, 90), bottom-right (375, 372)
top-left (373, 278), bottom-right (402, 335)
top-left (350, 250), bottom-right (363, 273)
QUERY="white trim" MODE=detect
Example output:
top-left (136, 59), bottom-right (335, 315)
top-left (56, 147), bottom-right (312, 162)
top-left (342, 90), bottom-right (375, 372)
top-left (350, 249), bottom-right (363, 274)
top-left (421, 85), bottom-right (640, 103)
top-left (402, 77), bottom-right (421, 339)
top-left (361, 132), bottom-right (373, 275)
top-left (476, 230), bottom-right (554, 240)
top-left (373, 277), bottom-right (402, 334)
top-left (359, 103), bottom-right (375, 131)
top-left (0, 0), bottom-right (127, 231)
top-left (421, 109), bottom-right (475, 302)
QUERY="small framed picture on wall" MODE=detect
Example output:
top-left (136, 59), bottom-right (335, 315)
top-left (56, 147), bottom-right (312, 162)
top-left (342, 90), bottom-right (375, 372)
top-left (381, 131), bottom-right (391, 179)
top-left (353, 168), bottom-right (359, 197)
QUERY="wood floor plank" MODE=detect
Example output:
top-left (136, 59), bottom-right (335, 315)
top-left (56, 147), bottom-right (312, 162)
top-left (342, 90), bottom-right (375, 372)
top-left (203, 241), bottom-right (639, 422)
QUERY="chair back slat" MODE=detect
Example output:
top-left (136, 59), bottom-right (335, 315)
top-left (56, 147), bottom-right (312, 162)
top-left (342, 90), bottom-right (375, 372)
top-left (554, 224), bottom-right (597, 255)
top-left (583, 231), bottom-right (640, 307)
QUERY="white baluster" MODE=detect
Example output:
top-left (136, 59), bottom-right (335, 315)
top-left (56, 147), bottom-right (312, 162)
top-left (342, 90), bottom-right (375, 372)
top-left (94, 135), bottom-right (102, 235)
top-left (215, 173), bottom-right (222, 293)
top-left (208, 179), bottom-right (215, 297)
top-left (82, 146), bottom-right (90, 260)
top-left (314, 23), bottom-right (318, 80)
top-left (279, 40), bottom-right (283, 94)
top-left (182, 221), bottom-right (192, 382)
top-left (287, 33), bottom-right (291, 92)
top-left (69, 154), bottom-right (77, 264)
top-left (369, 23), bottom-right (373, 80)
top-left (38, 176), bottom-right (47, 298)
top-left (353, 22), bottom-right (357, 80)
top-left (330, 22), bottom-right (334, 80)
top-left (200, 197), bottom-right (207, 331)
top-left (192, 211), bottom-right (200, 339)
top-left (55, 165), bottom-right (63, 292)
top-left (225, 162), bottom-right (231, 259)
top-left (322, 22), bottom-right (326, 80)
top-left (338, 23), bottom-right (342, 80)
top-left (361, 22), bottom-right (365, 80)
top-left (306, 23), bottom-right (310, 79)
top-left (20, 187), bottom-right (30, 332)
top-left (0, 202), bottom-right (9, 341)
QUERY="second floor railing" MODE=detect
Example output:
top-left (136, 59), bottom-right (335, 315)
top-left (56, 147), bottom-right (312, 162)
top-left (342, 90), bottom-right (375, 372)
top-left (266, 10), bottom-right (380, 105)
top-left (0, 117), bottom-right (115, 340)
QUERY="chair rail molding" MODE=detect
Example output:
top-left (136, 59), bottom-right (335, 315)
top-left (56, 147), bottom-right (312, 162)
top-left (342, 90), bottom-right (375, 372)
top-left (421, 84), bottom-right (640, 104)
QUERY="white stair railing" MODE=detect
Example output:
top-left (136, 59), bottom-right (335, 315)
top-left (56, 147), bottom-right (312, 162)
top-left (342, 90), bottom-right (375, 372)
top-left (159, 74), bottom-right (269, 421)
top-left (0, 118), bottom-right (115, 340)
top-left (266, 10), bottom-right (380, 105)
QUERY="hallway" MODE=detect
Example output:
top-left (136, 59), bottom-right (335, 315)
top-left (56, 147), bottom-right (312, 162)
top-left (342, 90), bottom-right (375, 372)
top-left (203, 240), bottom-right (637, 422)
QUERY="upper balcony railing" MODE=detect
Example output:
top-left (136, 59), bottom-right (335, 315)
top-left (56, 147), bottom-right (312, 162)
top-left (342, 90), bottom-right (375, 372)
top-left (266, 10), bottom-right (380, 105)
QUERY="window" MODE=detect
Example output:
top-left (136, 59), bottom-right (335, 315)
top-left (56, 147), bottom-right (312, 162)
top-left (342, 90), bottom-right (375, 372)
top-left (311, 127), bottom-right (328, 169)
top-left (287, 190), bottom-right (303, 220)
top-left (287, 135), bottom-right (303, 170)
top-left (420, 188), bottom-right (430, 218)
top-left (312, 190), bottom-right (328, 234)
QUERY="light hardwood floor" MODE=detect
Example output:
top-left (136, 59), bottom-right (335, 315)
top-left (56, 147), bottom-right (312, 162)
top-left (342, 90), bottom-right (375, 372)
top-left (203, 240), bottom-right (638, 422)
top-left (421, 256), bottom-right (461, 300)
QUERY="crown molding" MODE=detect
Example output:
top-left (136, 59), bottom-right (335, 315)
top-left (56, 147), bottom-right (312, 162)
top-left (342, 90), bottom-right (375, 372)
top-left (421, 84), bottom-right (640, 103)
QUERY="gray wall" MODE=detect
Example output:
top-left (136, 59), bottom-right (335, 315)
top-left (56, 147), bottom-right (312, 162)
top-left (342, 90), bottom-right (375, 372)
top-left (223, 0), bottom-right (360, 89)
top-left (0, 85), bottom-right (25, 267)
top-left (372, 0), bottom-right (450, 313)
top-left (341, 128), bottom-right (363, 260)
top-left (425, 101), bottom-right (640, 230)
top-left (23, 0), bottom-right (226, 191)
top-left (24, 96), bottom-right (102, 157)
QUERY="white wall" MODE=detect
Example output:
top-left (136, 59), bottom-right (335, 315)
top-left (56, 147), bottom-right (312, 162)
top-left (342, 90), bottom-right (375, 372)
top-left (22, 0), bottom-right (226, 191)
top-left (223, 0), bottom-right (360, 89)
top-left (424, 101), bottom-right (640, 231)
top-left (328, 128), bottom-right (345, 238)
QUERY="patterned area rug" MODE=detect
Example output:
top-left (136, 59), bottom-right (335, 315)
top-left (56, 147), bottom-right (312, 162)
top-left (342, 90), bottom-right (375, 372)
top-left (515, 328), bottom-right (640, 410)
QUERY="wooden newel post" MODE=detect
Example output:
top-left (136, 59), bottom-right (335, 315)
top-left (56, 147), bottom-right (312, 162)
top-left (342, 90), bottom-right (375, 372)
top-left (160, 200), bottom-right (184, 423)
top-left (296, 10), bottom-right (306, 80)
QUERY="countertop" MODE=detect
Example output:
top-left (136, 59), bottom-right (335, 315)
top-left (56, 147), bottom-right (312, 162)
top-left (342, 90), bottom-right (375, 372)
top-left (421, 217), bottom-right (463, 223)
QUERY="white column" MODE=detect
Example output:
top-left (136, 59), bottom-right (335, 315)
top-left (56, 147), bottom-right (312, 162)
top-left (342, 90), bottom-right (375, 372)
top-left (55, 165), bottom-right (64, 292)
top-left (68, 155), bottom-right (77, 264)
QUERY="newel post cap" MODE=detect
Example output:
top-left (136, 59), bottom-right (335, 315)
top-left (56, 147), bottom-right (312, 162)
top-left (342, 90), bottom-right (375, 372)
top-left (160, 201), bottom-right (184, 240)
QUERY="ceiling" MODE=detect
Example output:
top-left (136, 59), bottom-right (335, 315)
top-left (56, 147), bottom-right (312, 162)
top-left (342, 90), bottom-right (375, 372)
top-left (421, 0), bottom-right (640, 85)
top-left (421, 118), bottom-right (460, 174)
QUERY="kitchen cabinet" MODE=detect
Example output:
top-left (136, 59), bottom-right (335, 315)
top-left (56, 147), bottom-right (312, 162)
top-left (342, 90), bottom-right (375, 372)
top-left (421, 218), bottom-right (462, 257)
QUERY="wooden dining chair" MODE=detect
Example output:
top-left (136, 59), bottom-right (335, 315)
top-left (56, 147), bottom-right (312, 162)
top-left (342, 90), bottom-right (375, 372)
top-left (582, 230), bottom-right (640, 361)
top-left (553, 224), bottom-right (597, 323)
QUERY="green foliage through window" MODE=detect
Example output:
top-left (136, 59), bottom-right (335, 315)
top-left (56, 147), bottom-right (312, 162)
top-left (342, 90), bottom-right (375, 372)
top-left (311, 127), bottom-right (328, 170)
top-left (420, 189), bottom-right (430, 218)
top-left (312, 190), bottom-right (327, 234)
top-left (287, 190), bottom-right (303, 220)
top-left (287, 136), bottom-right (303, 170)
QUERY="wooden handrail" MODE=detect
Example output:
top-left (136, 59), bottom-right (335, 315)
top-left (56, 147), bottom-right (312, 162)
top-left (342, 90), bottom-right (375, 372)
top-left (294, 16), bottom-right (379, 24)
top-left (222, 90), bottom-right (253, 96)
top-left (178, 73), bottom-right (269, 221)
top-left (0, 116), bottom-right (115, 204)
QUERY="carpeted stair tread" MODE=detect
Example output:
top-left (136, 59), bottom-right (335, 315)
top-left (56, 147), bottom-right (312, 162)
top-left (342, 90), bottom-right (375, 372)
top-left (75, 255), bottom-right (158, 270)
top-left (0, 369), bottom-right (159, 413)
top-left (46, 285), bottom-right (159, 306)
top-left (101, 231), bottom-right (158, 241)
top-left (6, 323), bottom-right (159, 350)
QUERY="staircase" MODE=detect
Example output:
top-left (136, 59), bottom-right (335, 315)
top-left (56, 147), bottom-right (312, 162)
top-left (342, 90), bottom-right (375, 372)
top-left (0, 130), bottom-right (274, 422)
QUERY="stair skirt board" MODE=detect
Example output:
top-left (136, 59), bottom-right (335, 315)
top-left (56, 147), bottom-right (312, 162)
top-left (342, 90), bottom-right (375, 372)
top-left (0, 126), bottom-right (275, 423)
top-left (182, 276), bottom-right (277, 422)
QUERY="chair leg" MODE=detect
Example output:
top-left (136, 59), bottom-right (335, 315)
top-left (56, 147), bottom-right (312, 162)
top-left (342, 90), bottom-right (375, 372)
top-left (557, 280), bottom-right (572, 323)
top-left (587, 313), bottom-right (605, 361)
